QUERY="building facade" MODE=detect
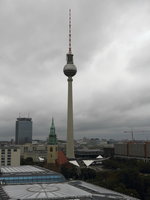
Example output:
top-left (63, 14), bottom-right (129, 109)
top-left (15, 117), bottom-right (32, 145)
top-left (114, 142), bottom-right (150, 160)
top-left (19, 143), bottom-right (47, 162)
top-left (0, 146), bottom-right (20, 167)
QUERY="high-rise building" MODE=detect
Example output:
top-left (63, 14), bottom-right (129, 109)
top-left (63, 10), bottom-right (77, 159)
top-left (15, 117), bottom-right (32, 144)
top-left (47, 118), bottom-right (58, 164)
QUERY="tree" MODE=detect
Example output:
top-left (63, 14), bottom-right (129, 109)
top-left (80, 168), bottom-right (96, 181)
top-left (60, 163), bottom-right (79, 179)
top-left (21, 157), bottom-right (34, 165)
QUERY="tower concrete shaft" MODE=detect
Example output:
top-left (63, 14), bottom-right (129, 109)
top-left (66, 77), bottom-right (75, 159)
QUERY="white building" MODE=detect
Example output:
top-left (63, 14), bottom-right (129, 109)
top-left (0, 146), bottom-right (20, 167)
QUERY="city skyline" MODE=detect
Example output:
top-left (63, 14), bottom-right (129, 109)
top-left (0, 0), bottom-right (150, 141)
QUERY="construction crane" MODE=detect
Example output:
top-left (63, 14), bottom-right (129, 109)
top-left (124, 129), bottom-right (150, 141)
top-left (124, 129), bottom-right (134, 141)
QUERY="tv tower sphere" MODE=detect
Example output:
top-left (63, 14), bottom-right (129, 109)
top-left (63, 55), bottom-right (77, 77)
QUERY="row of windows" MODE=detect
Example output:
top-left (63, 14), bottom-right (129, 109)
top-left (1, 149), bottom-right (18, 154)
top-left (1, 160), bottom-right (11, 162)
top-left (1, 156), bottom-right (11, 160)
top-left (24, 147), bottom-right (58, 152)
top-left (50, 147), bottom-right (58, 152)
top-left (0, 175), bottom-right (65, 184)
top-left (1, 157), bottom-right (11, 160)
top-left (24, 147), bottom-right (48, 151)
top-left (1, 162), bottom-right (11, 165)
top-left (1, 179), bottom-right (60, 184)
top-left (0, 175), bottom-right (61, 180)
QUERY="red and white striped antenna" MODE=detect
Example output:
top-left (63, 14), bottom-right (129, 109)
top-left (68, 9), bottom-right (72, 54)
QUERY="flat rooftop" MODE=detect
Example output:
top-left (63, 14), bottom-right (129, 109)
top-left (0, 165), bottom-right (60, 177)
top-left (17, 117), bottom-right (32, 121)
top-left (1, 165), bottom-right (44, 174)
top-left (1, 181), bottom-right (139, 200)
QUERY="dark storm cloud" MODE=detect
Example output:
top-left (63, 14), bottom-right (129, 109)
top-left (0, 0), bottom-right (150, 140)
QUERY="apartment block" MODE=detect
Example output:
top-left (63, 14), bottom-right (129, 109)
top-left (114, 142), bottom-right (150, 160)
top-left (0, 146), bottom-right (20, 167)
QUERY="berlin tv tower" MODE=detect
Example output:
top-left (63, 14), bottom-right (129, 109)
top-left (63, 9), bottom-right (77, 159)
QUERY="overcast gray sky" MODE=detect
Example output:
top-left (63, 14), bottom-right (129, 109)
top-left (0, 0), bottom-right (150, 141)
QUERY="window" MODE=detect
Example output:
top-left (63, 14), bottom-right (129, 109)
top-left (24, 147), bottom-right (28, 152)
top-left (33, 147), bottom-right (36, 151)
top-left (50, 147), bottom-right (53, 152)
top-left (1, 150), bottom-right (5, 154)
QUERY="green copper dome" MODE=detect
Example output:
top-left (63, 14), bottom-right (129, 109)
top-left (48, 118), bottom-right (57, 145)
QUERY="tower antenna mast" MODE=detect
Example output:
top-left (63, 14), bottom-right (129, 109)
top-left (69, 9), bottom-right (72, 54)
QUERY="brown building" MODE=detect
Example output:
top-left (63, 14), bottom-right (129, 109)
top-left (114, 142), bottom-right (150, 160)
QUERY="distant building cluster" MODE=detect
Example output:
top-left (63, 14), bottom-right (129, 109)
top-left (0, 117), bottom-right (62, 167)
top-left (115, 142), bottom-right (150, 160)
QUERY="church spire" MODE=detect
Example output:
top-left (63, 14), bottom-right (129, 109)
top-left (51, 117), bottom-right (55, 132)
top-left (48, 118), bottom-right (57, 145)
